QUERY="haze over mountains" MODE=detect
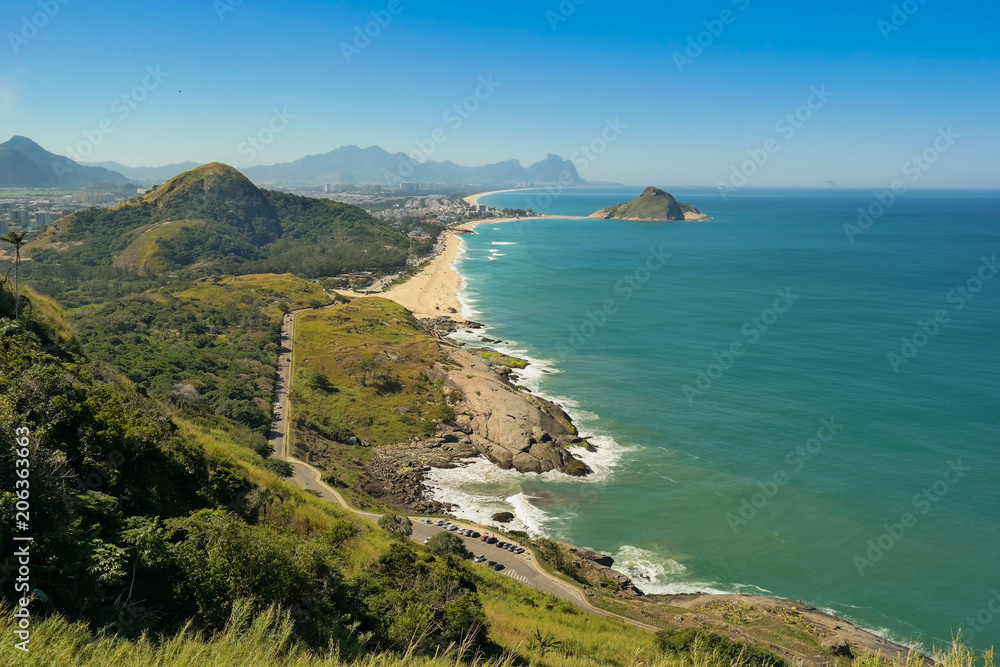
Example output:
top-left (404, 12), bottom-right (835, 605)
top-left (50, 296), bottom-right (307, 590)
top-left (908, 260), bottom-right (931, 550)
top-left (89, 144), bottom-right (592, 187)
top-left (0, 136), bottom-right (597, 189)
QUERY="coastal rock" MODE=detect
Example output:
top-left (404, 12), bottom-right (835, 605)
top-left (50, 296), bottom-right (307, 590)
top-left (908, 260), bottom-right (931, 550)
top-left (826, 639), bottom-right (853, 658)
top-left (491, 511), bottom-right (515, 523)
top-left (567, 546), bottom-right (615, 568)
top-left (364, 428), bottom-right (478, 513)
top-left (431, 347), bottom-right (592, 477)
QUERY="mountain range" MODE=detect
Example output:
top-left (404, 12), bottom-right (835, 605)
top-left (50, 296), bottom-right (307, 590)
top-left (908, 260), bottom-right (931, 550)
top-left (88, 144), bottom-right (591, 187)
top-left (2, 135), bottom-right (594, 189)
top-left (0, 136), bottom-right (131, 188)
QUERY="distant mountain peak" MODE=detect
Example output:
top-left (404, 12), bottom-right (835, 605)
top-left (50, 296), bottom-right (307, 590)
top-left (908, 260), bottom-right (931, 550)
top-left (0, 135), bottom-right (129, 188)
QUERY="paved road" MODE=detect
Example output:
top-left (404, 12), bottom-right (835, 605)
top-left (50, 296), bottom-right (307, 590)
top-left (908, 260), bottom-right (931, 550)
top-left (268, 306), bottom-right (646, 627)
top-left (267, 311), bottom-right (297, 461)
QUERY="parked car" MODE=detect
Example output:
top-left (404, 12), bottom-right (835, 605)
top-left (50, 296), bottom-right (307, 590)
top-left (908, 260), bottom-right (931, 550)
top-left (492, 563), bottom-right (505, 571)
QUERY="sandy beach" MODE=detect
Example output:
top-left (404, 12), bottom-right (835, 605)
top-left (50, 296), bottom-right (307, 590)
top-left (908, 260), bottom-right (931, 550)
top-left (367, 219), bottom-right (483, 319)
top-left (344, 188), bottom-right (569, 320)
top-left (462, 189), bottom-right (522, 207)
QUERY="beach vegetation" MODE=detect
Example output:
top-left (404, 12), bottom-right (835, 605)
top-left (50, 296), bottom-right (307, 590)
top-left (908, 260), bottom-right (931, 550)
top-left (479, 351), bottom-right (527, 369)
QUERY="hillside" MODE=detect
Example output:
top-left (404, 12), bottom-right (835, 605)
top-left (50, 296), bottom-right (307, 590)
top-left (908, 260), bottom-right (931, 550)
top-left (589, 186), bottom-right (710, 221)
top-left (0, 136), bottom-right (129, 188)
top-left (0, 281), bottom-right (674, 667)
top-left (21, 163), bottom-right (410, 301)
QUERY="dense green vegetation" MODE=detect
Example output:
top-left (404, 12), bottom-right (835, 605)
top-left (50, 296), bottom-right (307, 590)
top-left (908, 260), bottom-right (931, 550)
top-left (0, 296), bottom-right (492, 660)
top-left (68, 274), bottom-right (330, 453)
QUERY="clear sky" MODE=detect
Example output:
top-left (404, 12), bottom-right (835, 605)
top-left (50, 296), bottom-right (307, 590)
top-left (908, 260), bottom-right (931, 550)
top-left (2, 0), bottom-right (998, 187)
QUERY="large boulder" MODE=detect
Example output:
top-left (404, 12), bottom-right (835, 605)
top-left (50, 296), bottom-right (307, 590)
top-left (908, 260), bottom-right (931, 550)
top-left (432, 348), bottom-right (592, 476)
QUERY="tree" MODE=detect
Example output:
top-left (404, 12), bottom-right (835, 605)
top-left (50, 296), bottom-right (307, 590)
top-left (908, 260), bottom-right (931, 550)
top-left (1, 231), bottom-right (28, 319)
top-left (378, 511), bottom-right (412, 538)
top-left (425, 531), bottom-right (471, 559)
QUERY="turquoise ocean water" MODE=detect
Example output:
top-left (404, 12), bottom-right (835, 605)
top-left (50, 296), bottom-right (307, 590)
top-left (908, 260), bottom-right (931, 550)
top-left (424, 187), bottom-right (1000, 649)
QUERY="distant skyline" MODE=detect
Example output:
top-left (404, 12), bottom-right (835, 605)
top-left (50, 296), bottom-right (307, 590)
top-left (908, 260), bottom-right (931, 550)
top-left (3, 0), bottom-right (998, 188)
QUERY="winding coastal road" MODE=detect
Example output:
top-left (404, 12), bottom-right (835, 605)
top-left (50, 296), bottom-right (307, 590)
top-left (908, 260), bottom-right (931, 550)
top-left (266, 305), bottom-right (627, 623)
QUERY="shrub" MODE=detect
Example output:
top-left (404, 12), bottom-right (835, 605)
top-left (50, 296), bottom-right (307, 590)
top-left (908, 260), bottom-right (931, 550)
top-left (655, 628), bottom-right (788, 667)
top-left (377, 511), bottom-right (412, 538)
top-left (426, 531), bottom-right (471, 559)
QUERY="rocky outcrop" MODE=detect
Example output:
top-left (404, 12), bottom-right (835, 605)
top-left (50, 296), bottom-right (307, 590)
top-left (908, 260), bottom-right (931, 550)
top-left (432, 347), bottom-right (592, 476)
top-left (558, 543), bottom-right (644, 599)
top-left (420, 317), bottom-right (483, 338)
top-left (364, 425), bottom-right (478, 513)
top-left (567, 546), bottom-right (615, 568)
top-left (491, 511), bottom-right (515, 523)
top-left (826, 639), bottom-right (853, 658)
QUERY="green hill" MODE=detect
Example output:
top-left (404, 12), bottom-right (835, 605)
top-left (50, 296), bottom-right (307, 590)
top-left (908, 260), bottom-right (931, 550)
top-left (589, 186), bottom-right (710, 221)
top-left (0, 282), bottom-right (673, 667)
top-left (22, 163), bottom-right (410, 296)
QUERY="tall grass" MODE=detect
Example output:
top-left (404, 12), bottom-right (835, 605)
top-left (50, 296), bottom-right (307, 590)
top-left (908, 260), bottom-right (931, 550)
top-left (4, 601), bottom-right (992, 667)
top-left (0, 601), bottom-right (517, 667)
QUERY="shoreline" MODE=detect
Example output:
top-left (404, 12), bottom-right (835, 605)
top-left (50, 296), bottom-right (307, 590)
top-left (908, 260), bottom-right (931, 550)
top-left (462, 188), bottom-right (524, 207)
top-left (343, 191), bottom-right (923, 660)
top-left (348, 211), bottom-right (578, 319)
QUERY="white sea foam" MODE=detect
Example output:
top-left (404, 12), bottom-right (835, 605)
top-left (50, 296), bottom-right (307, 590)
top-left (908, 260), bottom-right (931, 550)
top-left (423, 458), bottom-right (544, 534)
top-left (609, 545), bottom-right (734, 596)
top-left (491, 241), bottom-right (517, 245)
top-left (506, 492), bottom-right (552, 536)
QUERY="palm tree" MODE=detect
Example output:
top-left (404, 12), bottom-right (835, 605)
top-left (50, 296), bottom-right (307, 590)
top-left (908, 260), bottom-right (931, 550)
top-left (527, 627), bottom-right (562, 659)
top-left (1, 231), bottom-right (28, 319)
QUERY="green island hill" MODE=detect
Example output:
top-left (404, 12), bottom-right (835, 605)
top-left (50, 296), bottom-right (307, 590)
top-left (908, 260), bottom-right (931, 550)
top-left (589, 186), bottom-right (711, 221)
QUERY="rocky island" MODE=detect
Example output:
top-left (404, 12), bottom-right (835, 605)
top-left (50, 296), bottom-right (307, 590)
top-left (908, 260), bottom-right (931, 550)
top-left (589, 186), bottom-right (710, 221)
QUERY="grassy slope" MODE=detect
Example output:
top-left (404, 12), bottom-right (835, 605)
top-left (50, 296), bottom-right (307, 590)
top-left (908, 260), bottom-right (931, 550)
top-left (172, 273), bottom-right (332, 317)
top-left (112, 219), bottom-right (204, 273)
top-left (289, 297), bottom-right (455, 499)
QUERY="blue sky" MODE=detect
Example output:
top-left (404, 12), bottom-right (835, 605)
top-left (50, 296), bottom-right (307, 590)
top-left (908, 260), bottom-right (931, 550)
top-left (2, 0), bottom-right (998, 187)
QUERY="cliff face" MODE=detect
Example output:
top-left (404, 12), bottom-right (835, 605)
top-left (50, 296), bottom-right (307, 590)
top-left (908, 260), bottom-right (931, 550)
top-left (589, 186), bottom-right (710, 221)
top-left (430, 347), bottom-right (592, 476)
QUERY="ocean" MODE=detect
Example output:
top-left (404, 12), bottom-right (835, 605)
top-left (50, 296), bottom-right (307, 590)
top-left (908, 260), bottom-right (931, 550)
top-left (424, 187), bottom-right (1000, 650)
